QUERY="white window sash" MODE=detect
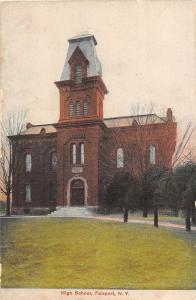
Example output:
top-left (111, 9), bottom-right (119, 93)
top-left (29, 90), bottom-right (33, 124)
top-left (51, 152), bottom-right (57, 170)
top-left (75, 65), bottom-right (82, 83)
top-left (83, 101), bottom-right (88, 115)
top-left (25, 185), bottom-right (31, 202)
top-left (149, 145), bottom-right (156, 165)
top-left (26, 154), bottom-right (32, 172)
top-left (81, 143), bottom-right (84, 164)
top-left (117, 148), bottom-right (124, 168)
top-left (76, 101), bottom-right (81, 116)
top-left (69, 102), bottom-right (74, 116)
top-left (72, 144), bottom-right (76, 164)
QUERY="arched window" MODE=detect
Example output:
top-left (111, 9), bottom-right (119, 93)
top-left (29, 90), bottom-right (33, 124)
top-left (76, 101), bottom-right (81, 116)
top-left (83, 101), bottom-right (88, 115)
top-left (117, 148), bottom-right (124, 168)
top-left (149, 145), bottom-right (156, 165)
top-left (50, 152), bottom-right (57, 171)
top-left (69, 101), bottom-right (74, 116)
top-left (25, 184), bottom-right (31, 202)
top-left (75, 64), bottom-right (82, 84)
top-left (79, 143), bottom-right (85, 165)
top-left (25, 154), bottom-right (32, 172)
top-left (70, 143), bottom-right (76, 164)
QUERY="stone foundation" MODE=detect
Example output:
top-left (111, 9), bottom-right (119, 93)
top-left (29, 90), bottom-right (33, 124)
top-left (11, 207), bottom-right (50, 215)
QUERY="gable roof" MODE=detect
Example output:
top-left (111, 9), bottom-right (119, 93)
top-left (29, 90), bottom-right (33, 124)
top-left (19, 113), bottom-right (169, 136)
top-left (104, 114), bottom-right (167, 128)
top-left (20, 124), bottom-right (56, 136)
top-left (68, 46), bottom-right (89, 65)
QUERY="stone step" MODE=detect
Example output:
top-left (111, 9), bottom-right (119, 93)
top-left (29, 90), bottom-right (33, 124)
top-left (47, 206), bottom-right (93, 218)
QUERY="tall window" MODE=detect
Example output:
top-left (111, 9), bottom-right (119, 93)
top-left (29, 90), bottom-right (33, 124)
top-left (75, 64), bottom-right (82, 84)
top-left (25, 154), bottom-right (32, 172)
top-left (80, 143), bottom-right (85, 165)
top-left (69, 101), bottom-right (74, 116)
top-left (25, 184), bottom-right (31, 202)
top-left (76, 101), bottom-right (81, 116)
top-left (70, 143), bottom-right (76, 164)
top-left (83, 101), bottom-right (89, 115)
top-left (117, 148), bottom-right (124, 168)
top-left (50, 152), bottom-right (57, 171)
top-left (149, 145), bottom-right (156, 165)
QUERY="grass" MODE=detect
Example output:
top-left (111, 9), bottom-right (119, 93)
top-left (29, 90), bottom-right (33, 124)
top-left (1, 218), bottom-right (196, 289)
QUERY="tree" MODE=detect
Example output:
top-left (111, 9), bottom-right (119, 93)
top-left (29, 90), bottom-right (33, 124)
top-left (174, 163), bottom-right (196, 228)
top-left (153, 177), bottom-right (168, 228)
top-left (163, 175), bottom-right (181, 216)
top-left (182, 171), bottom-right (196, 231)
top-left (105, 171), bottom-right (135, 210)
top-left (140, 166), bottom-right (166, 227)
top-left (139, 168), bottom-right (156, 217)
top-left (105, 170), bottom-right (141, 223)
top-left (123, 182), bottom-right (140, 210)
top-left (0, 110), bottom-right (27, 216)
top-left (101, 103), bottom-right (195, 221)
top-left (172, 123), bottom-right (196, 168)
top-left (122, 183), bottom-right (140, 223)
top-left (101, 105), bottom-right (177, 217)
top-left (160, 162), bottom-right (196, 231)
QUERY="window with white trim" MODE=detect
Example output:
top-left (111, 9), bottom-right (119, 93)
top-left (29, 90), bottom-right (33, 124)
top-left (71, 143), bottom-right (76, 165)
top-left (75, 64), bottom-right (82, 84)
top-left (69, 101), bottom-right (74, 116)
top-left (25, 184), bottom-right (31, 202)
top-left (83, 101), bottom-right (88, 115)
top-left (117, 148), bottom-right (124, 168)
top-left (149, 145), bottom-right (156, 165)
top-left (25, 154), bottom-right (32, 172)
top-left (80, 143), bottom-right (84, 165)
top-left (50, 152), bottom-right (57, 171)
top-left (76, 101), bottom-right (81, 116)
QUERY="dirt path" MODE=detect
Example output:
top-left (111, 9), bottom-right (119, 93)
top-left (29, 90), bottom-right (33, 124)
top-left (93, 215), bottom-right (196, 231)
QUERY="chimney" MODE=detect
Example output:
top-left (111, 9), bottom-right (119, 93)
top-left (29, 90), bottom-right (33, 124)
top-left (26, 122), bottom-right (33, 129)
top-left (167, 108), bottom-right (173, 122)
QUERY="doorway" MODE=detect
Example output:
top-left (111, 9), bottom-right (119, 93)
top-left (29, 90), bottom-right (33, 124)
top-left (70, 179), bottom-right (85, 206)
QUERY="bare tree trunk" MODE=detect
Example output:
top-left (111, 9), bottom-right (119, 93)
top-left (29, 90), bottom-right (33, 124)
top-left (0, 110), bottom-right (27, 217)
top-left (186, 207), bottom-right (191, 231)
top-left (143, 206), bottom-right (148, 218)
top-left (154, 206), bottom-right (158, 228)
top-left (173, 208), bottom-right (179, 217)
top-left (191, 200), bottom-right (196, 225)
top-left (6, 192), bottom-right (11, 216)
top-left (124, 208), bottom-right (128, 223)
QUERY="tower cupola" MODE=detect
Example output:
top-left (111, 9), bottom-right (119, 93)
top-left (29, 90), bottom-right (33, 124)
top-left (55, 34), bottom-right (108, 124)
top-left (60, 34), bottom-right (102, 82)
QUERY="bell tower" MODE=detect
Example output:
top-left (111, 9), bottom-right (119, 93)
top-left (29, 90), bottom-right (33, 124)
top-left (55, 34), bottom-right (108, 124)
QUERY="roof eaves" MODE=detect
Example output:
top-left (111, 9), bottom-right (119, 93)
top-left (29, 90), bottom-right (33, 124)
top-left (104, 114), bottom-right (156, 121)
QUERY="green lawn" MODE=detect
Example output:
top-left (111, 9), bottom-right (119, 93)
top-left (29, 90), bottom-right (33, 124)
top-left (1, 218), bottom-right (196, 289)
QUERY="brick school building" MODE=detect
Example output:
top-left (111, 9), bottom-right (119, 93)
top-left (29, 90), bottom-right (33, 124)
top-left (10, 34), bottom-right (177, 215)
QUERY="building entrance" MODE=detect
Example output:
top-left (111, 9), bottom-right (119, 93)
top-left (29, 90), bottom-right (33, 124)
top-left (70, 179), bottom-right (85, 206)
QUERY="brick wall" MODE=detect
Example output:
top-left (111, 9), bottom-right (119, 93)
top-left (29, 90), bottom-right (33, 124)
top-left (11, 134), bottom-right (56, 214)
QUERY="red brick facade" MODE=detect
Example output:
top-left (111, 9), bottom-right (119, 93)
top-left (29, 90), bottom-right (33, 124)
top-left (11, 34), bottom-right (177, 214)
